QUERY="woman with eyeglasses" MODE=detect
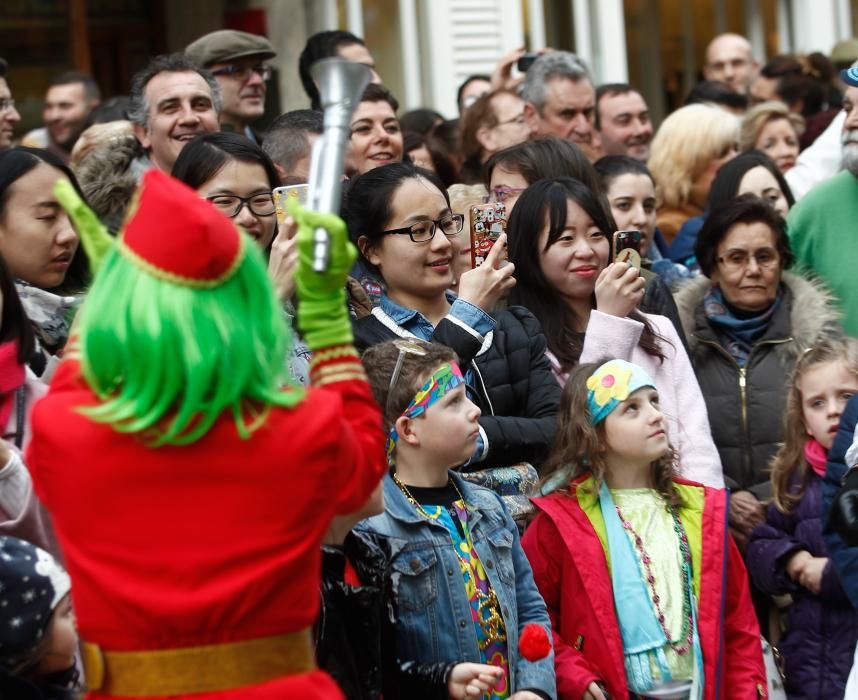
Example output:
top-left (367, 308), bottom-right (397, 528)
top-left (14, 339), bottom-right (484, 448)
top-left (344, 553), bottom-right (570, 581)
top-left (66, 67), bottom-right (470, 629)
top-left (346, 162), bottom-right (562, 472)
top-left (674, 195), bottom-right (841, 548)
top-left (506, 176), bottom-right (723, 489)
top-left (172, 132), bottom-right (308, 382)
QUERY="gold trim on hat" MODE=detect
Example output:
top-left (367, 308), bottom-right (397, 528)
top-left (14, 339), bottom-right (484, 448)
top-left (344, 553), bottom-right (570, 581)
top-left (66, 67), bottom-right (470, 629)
top-left (116, 231), bottom-right (247, 289)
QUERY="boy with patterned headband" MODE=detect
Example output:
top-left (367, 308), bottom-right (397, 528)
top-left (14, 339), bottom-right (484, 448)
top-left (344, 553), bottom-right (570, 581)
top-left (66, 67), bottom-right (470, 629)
top-left (25, 169), bottom-right (386, 699)
top-left (354, 338), bottom-right (556, 700)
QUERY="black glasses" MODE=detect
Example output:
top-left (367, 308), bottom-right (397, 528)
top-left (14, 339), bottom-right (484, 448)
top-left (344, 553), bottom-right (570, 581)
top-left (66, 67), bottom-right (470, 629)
top-left (206, 193), bottom-right (276, 218)
top-left (381, 214), bottom-right (465, 243)
top-left (211, 64), bottom-right (272, 82)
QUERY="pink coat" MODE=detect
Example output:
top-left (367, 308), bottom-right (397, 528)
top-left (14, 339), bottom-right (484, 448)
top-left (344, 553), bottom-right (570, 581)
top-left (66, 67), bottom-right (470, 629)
top-left (549, 310), bottom-right (724, 488)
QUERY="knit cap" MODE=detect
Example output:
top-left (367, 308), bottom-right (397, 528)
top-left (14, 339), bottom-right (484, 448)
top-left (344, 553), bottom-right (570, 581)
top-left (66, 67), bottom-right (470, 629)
top-left (0, 537), bottom-right (71, 668)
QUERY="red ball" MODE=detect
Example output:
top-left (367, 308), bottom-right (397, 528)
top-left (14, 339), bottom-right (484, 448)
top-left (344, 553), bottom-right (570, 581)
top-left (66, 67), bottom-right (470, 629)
top-left (518, 623), bottom-right (551, 661)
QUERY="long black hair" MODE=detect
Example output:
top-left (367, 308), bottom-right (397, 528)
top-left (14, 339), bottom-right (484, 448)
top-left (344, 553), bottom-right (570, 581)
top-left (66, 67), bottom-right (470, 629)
top-left (0, 147), bottom-right (90, 294)
top-left (507, 177), bottom-right (665, 371)
top-left (706, 149), bottom-right (795, 211)
top-left (344, 161), bottom-right (450, 276)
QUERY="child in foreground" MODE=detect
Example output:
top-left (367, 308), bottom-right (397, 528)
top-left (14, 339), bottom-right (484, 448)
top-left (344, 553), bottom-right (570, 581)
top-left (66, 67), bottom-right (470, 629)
top-left (747, 338), bottom-right (858, 699)
top-left (521, 358), bottom-right (765, 699)
top-left (356, 338), bottom-right (556, 700)
top-left (0, 537), bottom-right (78, 699)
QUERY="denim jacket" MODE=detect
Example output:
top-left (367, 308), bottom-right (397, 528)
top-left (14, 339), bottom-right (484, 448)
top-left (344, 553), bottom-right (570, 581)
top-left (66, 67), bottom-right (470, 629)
top-left (354, 471), bottom-right (557, 698)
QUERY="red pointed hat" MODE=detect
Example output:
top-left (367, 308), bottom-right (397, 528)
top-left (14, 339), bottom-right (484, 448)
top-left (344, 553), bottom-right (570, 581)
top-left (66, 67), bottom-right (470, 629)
top-left (118, 169), bottom-right (246, 288)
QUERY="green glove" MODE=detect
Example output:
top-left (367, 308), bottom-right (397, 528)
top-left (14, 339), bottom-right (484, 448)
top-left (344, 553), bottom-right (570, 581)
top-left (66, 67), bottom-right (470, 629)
top-left (53, 179), bottom-right (114, 276)
top-left (286, 197), bottom-right (357, 350)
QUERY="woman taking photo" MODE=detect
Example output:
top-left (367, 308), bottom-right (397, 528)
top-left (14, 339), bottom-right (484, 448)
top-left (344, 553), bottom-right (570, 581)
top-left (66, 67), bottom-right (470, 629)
top-left (172, 132), bottom-right (308, 382)
top-left (674, 195), bottom-right (840, 547)
top-left (0, 147), bottom-right (89, 376)
top-left (506, 176), bottom-right (723, 488)
top-left (346, 162), bottom-right (562, 471)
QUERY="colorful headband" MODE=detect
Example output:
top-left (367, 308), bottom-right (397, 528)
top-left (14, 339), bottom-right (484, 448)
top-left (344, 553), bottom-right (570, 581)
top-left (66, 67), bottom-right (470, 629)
top-left (586, 359), bottom-right (656, 425)
top-left (386, 361), bottom-right (465, 462)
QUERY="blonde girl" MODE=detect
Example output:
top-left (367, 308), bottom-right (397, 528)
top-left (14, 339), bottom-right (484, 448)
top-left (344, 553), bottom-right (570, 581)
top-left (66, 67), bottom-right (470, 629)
top-left (747, 338), bottom-right (858, 699)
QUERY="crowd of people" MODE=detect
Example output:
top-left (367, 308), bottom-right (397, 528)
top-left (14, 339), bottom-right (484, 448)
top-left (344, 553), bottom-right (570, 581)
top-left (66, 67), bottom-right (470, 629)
top-left (0, 21), bottom-right (858, 700)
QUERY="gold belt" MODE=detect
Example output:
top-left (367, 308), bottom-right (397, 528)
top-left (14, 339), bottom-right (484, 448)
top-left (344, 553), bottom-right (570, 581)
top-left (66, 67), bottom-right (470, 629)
top-left (81, 628), bottom-right (315, 696)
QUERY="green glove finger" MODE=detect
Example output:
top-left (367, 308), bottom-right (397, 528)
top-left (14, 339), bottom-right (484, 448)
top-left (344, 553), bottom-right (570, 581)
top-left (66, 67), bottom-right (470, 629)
top-left (53, 178), bottom-right (114, 275)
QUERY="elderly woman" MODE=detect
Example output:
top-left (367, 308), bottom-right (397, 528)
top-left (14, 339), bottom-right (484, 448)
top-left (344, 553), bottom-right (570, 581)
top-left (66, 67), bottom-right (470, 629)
top-left (740, 101), bottom-right (805, 173)
top-left (459, 88), bottom-right (531, 183)
top-left (648, 103), bottom-right (740, 244)
top-left (675, 195), bottom-right (840, 547)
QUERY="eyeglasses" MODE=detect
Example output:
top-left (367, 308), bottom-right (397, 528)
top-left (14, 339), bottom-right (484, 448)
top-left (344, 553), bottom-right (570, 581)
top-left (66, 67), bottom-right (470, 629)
top-left (210, 64), bottom-right (272, 82)
top-left (495, 112), bottom-right (526, 128)
top-left (387, 339), bottom-right (428, 415)
top-left (489, 187), bottom-right (526, 203)
top-left (382, 214), bottom-right (465, 243)
top-left (206, 193), bottom-right (276, 218)
top-left (716, 247), bottom-right (779, 272)
top-left (0, 98), bottom-right (15, 113)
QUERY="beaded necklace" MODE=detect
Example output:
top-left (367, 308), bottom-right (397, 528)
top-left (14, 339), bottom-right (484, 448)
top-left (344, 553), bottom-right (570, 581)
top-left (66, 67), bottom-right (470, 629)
top-left (392, 472), bottom-right (507, 649)
top-left (614, 498), bottom-right (694, 655)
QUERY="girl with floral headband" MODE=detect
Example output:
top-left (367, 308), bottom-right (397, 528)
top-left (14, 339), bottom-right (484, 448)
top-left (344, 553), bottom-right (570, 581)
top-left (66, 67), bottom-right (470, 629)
top-left (521, 358), bottom-right (765, 699)
top-left (354, 338), bottom-right (556, 700)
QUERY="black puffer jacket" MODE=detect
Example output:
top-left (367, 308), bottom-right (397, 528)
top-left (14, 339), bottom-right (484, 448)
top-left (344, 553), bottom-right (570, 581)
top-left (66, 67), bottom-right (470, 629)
top-left (354, 305), bottom-right (562, 471)
top-left (675, 272), bottom-right (840, 496)
top-left (316, 532), bottom-right (454, 700)
top-left (640, 267), bottom-right (689, 353)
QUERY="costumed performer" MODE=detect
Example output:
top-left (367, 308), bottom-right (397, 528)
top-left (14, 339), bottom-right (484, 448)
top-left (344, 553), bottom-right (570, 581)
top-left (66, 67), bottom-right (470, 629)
top-left (25, 168), bottom-right (387, 699)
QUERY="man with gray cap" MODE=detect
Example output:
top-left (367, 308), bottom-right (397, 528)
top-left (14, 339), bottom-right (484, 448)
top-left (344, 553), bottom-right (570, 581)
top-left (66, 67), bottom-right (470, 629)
top-left (520, 51), bottom-right (597, 159)
top-left (787, 62), bottom-right (858, 336)
top-left (186, 29), bottom-right (275, 142)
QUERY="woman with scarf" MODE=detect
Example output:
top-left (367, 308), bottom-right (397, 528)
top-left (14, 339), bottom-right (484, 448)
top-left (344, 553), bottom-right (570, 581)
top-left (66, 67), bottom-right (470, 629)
top-left (674, 196), bottom-right (841, 550)
top-left (0, 148), bottom-right (89, 379)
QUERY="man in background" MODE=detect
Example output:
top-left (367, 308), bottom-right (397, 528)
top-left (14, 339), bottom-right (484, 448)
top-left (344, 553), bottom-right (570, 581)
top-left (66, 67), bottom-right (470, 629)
top-left (262, 109), bottom-right (323, 183)
top-left (186, 29), bottom-right (275, 142)
top-left (703, 33), bottom-right (759, 95)
top-left (595, 83), bottom-right (653, 160)
top-left (21, 71), bottom-right (100, 163)
top-left (0, 58), bottom-right (21, 150)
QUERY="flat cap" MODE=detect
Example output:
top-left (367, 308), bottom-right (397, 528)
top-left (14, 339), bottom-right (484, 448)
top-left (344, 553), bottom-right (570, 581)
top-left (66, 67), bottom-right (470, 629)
top-left (186, 30), bottom-right (275, 67)
top-left (832, 38), bottom-right (858, 65)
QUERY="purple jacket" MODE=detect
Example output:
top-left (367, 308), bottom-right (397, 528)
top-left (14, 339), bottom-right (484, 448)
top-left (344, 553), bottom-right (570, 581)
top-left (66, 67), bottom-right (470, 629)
top-left (747, 472), bottom-right (858, 699)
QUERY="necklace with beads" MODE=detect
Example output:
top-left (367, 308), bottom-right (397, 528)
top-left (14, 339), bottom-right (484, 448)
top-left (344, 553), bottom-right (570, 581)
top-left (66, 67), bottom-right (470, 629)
top-left (614, 498), bottom-right (695, 655)
top-left (392, 472), bottom-right (507, 649)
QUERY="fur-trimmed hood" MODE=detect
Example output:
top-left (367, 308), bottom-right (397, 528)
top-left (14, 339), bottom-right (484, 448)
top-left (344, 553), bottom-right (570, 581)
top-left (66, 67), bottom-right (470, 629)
top-left (674, 270), bottom-right (841, 361)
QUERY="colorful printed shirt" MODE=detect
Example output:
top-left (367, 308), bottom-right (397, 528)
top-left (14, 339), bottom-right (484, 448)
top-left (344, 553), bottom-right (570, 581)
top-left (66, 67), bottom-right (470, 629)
top-left (409, 483), bottom-right (511, 698)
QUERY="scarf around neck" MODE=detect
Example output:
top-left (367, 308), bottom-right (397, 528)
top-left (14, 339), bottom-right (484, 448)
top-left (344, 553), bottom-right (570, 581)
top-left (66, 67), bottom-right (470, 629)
top-left (703, 285), bottom-right (783, 367)
top-left (804, 438), bottom-right (828, 478)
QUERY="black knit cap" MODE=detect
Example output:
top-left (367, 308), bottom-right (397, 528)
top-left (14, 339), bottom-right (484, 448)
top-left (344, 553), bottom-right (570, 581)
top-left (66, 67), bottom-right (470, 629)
top-left (0, 537), bottom-right (70, 668)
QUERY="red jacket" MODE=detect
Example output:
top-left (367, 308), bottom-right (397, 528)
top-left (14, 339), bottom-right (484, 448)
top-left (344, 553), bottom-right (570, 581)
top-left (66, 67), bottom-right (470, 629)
top-left (521, 476), bottom-right (767, 700)
top-left (26, 358), bottom-right (386, 699)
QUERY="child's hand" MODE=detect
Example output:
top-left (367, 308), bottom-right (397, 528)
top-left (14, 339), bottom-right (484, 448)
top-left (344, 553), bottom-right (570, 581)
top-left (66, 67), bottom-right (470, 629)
top-left (583, 681), bottom-right (609, 700)
top-left (797, 555), bottom-right (828, 595)
top-left (594, 262), bottom-right (645, 318)
top-left (785, 550), bottom-right (812, 582)
top-left (728, 490), bottom-right (765, 535)
top-left (447, 662), bottom-right (503, 699)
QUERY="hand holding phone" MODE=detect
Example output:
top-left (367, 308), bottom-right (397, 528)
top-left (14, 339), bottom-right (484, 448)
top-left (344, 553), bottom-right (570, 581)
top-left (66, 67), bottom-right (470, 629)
top-left (613, 229), bottom-right (643, 270)
top-left (517, 53), bottom-right (539, 72)
top-left (273, 184), bottom-right (309, 227)
top-left (470, 202), bottom-right (507, 268)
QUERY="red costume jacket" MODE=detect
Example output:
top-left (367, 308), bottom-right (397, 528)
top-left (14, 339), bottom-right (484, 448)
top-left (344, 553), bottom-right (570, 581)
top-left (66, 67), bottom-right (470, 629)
top-left (521, 476), bottom-right (767, 700)
top-left (26, 359), bottom-right (386, 699)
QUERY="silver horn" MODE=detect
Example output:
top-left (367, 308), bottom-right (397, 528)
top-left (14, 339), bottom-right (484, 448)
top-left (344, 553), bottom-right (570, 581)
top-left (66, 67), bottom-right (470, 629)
top-left (307, 57), bottom-right (372, 271)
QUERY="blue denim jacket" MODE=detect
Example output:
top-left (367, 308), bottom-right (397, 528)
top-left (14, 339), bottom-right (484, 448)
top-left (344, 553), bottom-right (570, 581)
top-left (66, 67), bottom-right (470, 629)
top-left (355, 472), bottom-right (557, 698)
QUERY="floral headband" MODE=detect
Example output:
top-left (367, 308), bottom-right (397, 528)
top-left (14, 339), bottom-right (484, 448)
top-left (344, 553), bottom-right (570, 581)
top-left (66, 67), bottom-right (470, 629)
top-left (386, 361), bottom-right (466, 462)
top-left (586, 359), bottom-right (656, 425)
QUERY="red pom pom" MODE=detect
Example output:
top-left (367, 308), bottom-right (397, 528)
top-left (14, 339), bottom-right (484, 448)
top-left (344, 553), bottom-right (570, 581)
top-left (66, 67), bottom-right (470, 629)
top-left (518, 623), bottom-right (551, 661)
